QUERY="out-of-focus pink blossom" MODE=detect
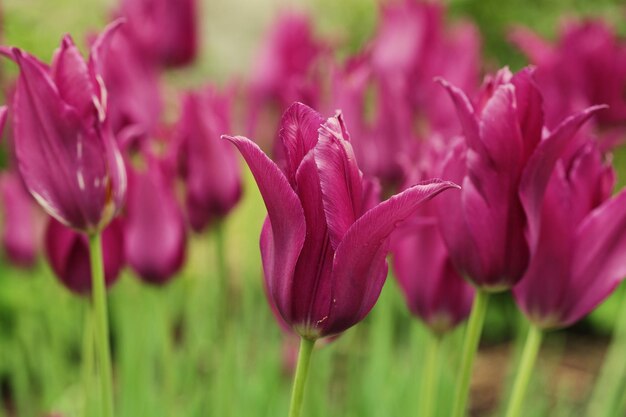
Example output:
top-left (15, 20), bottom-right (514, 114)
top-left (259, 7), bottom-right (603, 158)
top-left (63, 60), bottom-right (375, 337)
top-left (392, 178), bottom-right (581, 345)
top-left (175, 87), bottom-right (242, 232)
top-left (45, 218), bottom-right (124, 295)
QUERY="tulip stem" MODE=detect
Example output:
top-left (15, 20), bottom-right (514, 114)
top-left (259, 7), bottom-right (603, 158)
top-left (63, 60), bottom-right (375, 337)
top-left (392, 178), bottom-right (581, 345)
top-left (215, 221), bottom-right (229, 298)
top-left (504, 324), bottom-right (543, 417)
top-left (82, 305), bottom-right (96, 416)
top-left (88, 233), bottom-right (115, 417)
top-left (288, 337), bottom-right (315, 417)
top-left (420, 332), bottom-right (441, 417)
top-left (586, 293), bottom-right (626, 417)
top-left (451, 289), bottom-right (489, 417)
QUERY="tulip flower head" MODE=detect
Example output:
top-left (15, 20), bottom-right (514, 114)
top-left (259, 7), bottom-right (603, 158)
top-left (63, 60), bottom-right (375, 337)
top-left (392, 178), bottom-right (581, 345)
top-left (124, 155), bottom-right (187, 285)
top-left (176, 87), bottom-right (242, 232)
top-left (0, 21), bottom-right (127, 233)
top-left (45, 218), bottom-right (124, 295)
top-left (436, 67), bottom-right (604, 291)
top-left (514, 141), bottom-right (626, 329)
top-left (224, 102), bottom-right (458, 340)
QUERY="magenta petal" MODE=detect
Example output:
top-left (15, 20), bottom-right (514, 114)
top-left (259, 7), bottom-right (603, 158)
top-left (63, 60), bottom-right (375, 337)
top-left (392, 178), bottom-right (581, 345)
top-left (51, 35), bottom-right (97, 119)
top-left (436, 78), bottom-right (482, 153)
top-left (519, 105), bottom-right (607, 252)
top-left (510, 67), bottom-right (543, 158)
top-left (315, 125), bottom-right (363, 249)
top-left (45, 218), bottom-right (124, 295)
top-left (278, 102), bottom-right (324, 183)
top-left (564, 189), bottom-right (626, 325)
top-left (325, 179), bottom-right (459, 335)
top-left (124, 162), bottom-right (186, 285)
top-left (289, 152), bottom-right (334, 334)
top-left (223, 135), bottom-right (306, 317)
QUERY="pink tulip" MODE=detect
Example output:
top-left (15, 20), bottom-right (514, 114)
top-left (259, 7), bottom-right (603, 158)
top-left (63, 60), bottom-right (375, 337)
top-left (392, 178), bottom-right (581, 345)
top-left (224, 102), bottom-right (458, 339)
top-left (437, 67), bottom-right (604, 290)
top-left (124, 155), bottom-right (186, 285)
top-left (119, 0), bottom-right (198, 68)
top-left (175, 87), bottom-right (242, 232)
top-left (514, 140), bottom-right (626, 329)
top-left (0, 21), bottom-right (127, 233)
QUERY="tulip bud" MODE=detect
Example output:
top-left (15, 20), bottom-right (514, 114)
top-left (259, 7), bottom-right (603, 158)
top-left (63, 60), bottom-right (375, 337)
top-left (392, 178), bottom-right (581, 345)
top-left (45, 218), bottom-right (124, 295)
top-left (224, 102), bottom-right (458, 339)
top-left (1, 21), bottom-right (127, 233)
top-left (124, 156), bottom-right (186, 285)
top-left (175, 87), bottom-right (242, 232)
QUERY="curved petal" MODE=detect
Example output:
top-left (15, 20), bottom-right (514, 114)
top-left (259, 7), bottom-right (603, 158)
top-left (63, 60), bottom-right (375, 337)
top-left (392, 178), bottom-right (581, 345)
top-left (564, 189), bottom-right (626, 326)
top-left (315, 122), bottom-right (363, 249)
top-left (278, 102), bottom-right (324, 183)
top-left (510, 67), bottom-right (543, 159)
top-left (519, 105), bottom-right (607, 253)
top-left (436, 78), bottom-right (482, 153)
top-left (325, 179), bottom-right (459, 335)
top-left (223, 135), bottom-right (306, 318)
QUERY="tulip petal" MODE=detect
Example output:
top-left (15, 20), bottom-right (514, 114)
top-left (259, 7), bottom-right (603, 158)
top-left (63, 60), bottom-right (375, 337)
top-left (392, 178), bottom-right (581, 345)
top-left (519, 105), bottom-right (607, 252)
top-left (223, 135), bottom-right (306, 316)
top-left (436, 78), bottom-right (482, 153)
top-left (290, 152), bottom-right (334, 334)
top-left (315, 125), bottom-right (363, 249)
top-left (510, 67), bottom-right (543, 158)
top-left (326, 179), bottom-right (459, 335)
top-left (565, 189), bottom-right (626, 325)
top-left (278, 102), bottom-right (324, 183)
top-left (51, 35), bottom-right (97, 119)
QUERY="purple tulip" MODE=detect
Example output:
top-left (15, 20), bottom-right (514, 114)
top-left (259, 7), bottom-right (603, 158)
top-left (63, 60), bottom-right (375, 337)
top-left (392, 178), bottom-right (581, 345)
top-left (124, 155), bottom-right (186, 285)
top-left (119, 0), bottom-right (198, 68)
top-left (513, 141), bottom-right (626, 329)
top-left (45, 217), bottom-right (124, 295)
top-left (0, 22), bottom-right (127, 233)
top-left (0, 170), bottom-right (42, 267)
top-left (392, 151), bottom-right (474, 334)
top-left (98, 30), bottom-right (162, 139)
top-left (224, 102), bottom-right (458, 339)
top-left (175, 87), bottom-right (242, 232)
top-left (511, 20), bottom-right (626, 132)
top-left (436, 67), bottom-right (604, 290)
top-left (246, 12), bottom-right (325, 149)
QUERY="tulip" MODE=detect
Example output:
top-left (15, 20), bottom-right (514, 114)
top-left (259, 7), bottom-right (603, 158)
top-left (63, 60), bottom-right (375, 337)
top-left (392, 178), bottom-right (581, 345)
top-left (392, 210), bottom-right (474, 335)
top-left (0, 170), bottom-right (41, 267)
top-left (504, 141), bottom-right (626, 417)
top-left (246, 12), bottom-right (325, 150)
top-left (439, 67), bottom-right (605, 417)
top-left (119, 0), bottom-right (198, 68)
top-left (125, 155), bottom-right (186, 285)
top-left (0, 22), bottom-right (126, 233)
top-left (98, 30), bottom-right (162, 139)
top-left (176, 87), bottom-right (242, 232)
top-left (1, 22), bottom-right (128, 417)
top-left (511, 20), bottom-right (626, 132)
top-left (45, 217), bottom-right (124, 295)
top-left (224, 102), bottom-right (457, 417)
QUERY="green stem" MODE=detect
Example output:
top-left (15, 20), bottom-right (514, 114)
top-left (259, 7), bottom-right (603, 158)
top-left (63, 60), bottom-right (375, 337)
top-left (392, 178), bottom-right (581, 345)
top-left (215, 221), bottom-right (228, 292)
top-left (504, 325), bottom-right (543, 417)
top-left (586, 293), bottom-right (626, 417)
top-left (450, 290), bottom-right (490, 417)
top-left (288, 337), bottom-right (315, 417)
top-left (82, 306), bottom-right (95, 416)
top-left (420, 332), bottom-right (441, 417)
top-left (88, 233), bottom-right (114, 417)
